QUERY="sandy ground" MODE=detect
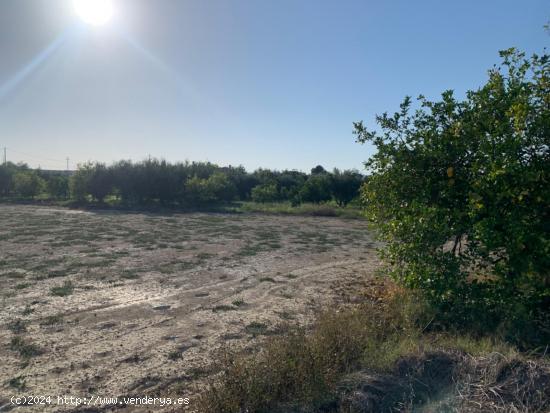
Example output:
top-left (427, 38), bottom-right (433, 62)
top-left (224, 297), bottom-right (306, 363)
top-left (0, 205), bottom-right (379, 412)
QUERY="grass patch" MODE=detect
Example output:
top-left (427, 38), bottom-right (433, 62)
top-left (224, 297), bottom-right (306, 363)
top-left (40, 314), bottom-right (64, 326)
top-left (50, 280), bottom-right (74, 297)
top-left (168, 350), bottom-right (183, 361)
top-left (213, 305), bottom-right (236, 313)
top-left (7, 376), bottom-right (26, 390)
top-left (8, 319), bottom-right (27, 334)
top-left (232, 298), bottom-right (246, 307)
top-left (10, 336), bottom-right (42, 359)
top-left (244, 321), bottom-right (269, 337)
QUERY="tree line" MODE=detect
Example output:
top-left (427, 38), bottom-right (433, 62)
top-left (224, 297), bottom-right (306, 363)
top-left (0, 160), bottom-right (364, 207)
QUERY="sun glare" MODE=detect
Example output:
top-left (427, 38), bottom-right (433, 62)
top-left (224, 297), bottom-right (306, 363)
top-left (73, 0), bottom-right (114, 26)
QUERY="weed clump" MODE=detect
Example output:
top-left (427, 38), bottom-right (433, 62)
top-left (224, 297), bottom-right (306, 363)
top-left (50, 280), bottom-right (74, 297)
top-left (10, 336), bottom-right (42, 359)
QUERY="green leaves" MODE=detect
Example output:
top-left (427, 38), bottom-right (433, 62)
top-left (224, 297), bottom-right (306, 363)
top-left (356, 48), bottom-right (549, 338)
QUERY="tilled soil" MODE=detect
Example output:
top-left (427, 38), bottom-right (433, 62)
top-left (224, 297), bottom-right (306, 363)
top-left (0, 205), bottom-right (380, 411)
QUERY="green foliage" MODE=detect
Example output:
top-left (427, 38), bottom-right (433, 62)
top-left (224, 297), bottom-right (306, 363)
top-left (311, 165), bottom-right (327, 175)
top-left (355, 48), bottom-right (549, 344)
top-left (0, 158), bottom-right (362, 210)
top-left (70, 162), bottom-right (113, 202)
top-left (251, 183), bottom-right (279, 203)
top-left (184, 172), bottom-right (236, 205)
top-left (12, 170), bottom-right (45, 199)
top-left (331, 169), bottom-right (364, 206)
top-left (299, 174), bottom-right (333, 204)
top-left (0, 163), bottom-right (17, 196)
top-left (237, 201), bottom-right (363, 218)
top-left (50, 280), bottom-right (74, 297)
top-left (207, 172), bottom-right (237, 202)
top-left (185, 175), bottom-right (214, 204)
top-left (45, 175), bottom-right (69, 199)
top-left (224, 165), bottom-right (258, 200)
top-left (69, 167), bottom-right (88, 201)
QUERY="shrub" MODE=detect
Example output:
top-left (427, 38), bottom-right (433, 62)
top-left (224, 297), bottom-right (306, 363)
top-left (206, 172), bottom-right (237, 203)
top-left (331, 169), bottom-right (363, 206)
top-left (12, 170), bottom-right (45, 199)
top-left (185, 176), bottom-right (215, 205)
top-left (251, 183), bottom-right (279, 203)
top-left (45, 175), bottom-right (69, 199)
top-left (0, 164), bottom-right (16, 196)
top-left (70, 162), bottom-right (114, 202)
top-left (299, 174), bottom-right (333, 204)
top-left (69, 167), bottom-right (88, 201)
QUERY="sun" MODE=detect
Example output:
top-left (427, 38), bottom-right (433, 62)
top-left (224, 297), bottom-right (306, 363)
top-left (73, 0), bottom-right (115, 26)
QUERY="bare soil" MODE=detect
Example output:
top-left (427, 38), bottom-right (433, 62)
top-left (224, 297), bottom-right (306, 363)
top-left (0, 205), bottom-right (379, 411)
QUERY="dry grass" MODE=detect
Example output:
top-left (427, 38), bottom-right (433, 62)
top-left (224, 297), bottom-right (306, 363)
top-left (197, 283), bottom-right (549, 413)
top-left (452, 353), bottom-right (550, 412)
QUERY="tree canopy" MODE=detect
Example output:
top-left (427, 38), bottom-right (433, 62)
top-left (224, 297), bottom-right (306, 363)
top-left (355, 48), bottom-right (549, 344)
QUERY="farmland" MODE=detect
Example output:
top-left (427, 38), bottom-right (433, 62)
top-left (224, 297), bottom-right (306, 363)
top-left (0, 205), bottom-right (378, 410)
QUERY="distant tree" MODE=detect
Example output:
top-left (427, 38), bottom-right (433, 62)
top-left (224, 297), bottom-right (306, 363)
top-left (184, 176), bottom-right (214, 205)
top-left (185, 161), bottom-right (219, 180)
top-left (13, 170), bottom-right (45, 199)
top-left (299, 174), bottom-right (332, 204)
top-left (184, 172), bottom-right (236, 205)
top-left (331, 169), bottom-right (363, 206)
top-left (277, 170), bottom-right (307, 200)
top-left (87, 163), bottom-right (113, 202)
top-left (46, 175), bottom-right (69, 199)
top-left (70, 166), bottom-right (90, 202)
top-left (251, 183), bottom-right (279, 203)
top-left (310, 165), bottom-right (327, 175)
top-left (253, 168), bottom-right (279, 186)
top-left (206, 172), bottom-right (237, 203)
top-left (0, 164), bottom-right (16, 196)
top-left (111, 160), bottom-right (139, 203)
top-left (224, 165), bottom-right (258, 200)
top-left (150, 159), bottom-right (182, 204)
top-left (70, 162), bottom-right (113, 202)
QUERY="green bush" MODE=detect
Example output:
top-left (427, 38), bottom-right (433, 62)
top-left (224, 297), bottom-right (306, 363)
top-left (12, 171), bottom-right (45, 199)
top-left (184, 172), bottom-right (236, 205)
top-left (45, 175), bottom-right (69, 199)
top-left (331, 169), bottom-right (363, 206)
top-left (299, 174), bottom-right (333, 204)
top-left (355, 48), bottom-right (549, 345)
top-left (251, 183), bottom-right (279, 203)
top-left (206, 172), bottom-right (237, 203)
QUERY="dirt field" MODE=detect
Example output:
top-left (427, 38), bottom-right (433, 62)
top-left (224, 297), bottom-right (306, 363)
top-left (0, 205), bottom-right (379, 411)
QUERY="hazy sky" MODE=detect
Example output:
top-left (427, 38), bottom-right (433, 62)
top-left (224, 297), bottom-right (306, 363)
top-left (0, 0), bottom-right (548, 171)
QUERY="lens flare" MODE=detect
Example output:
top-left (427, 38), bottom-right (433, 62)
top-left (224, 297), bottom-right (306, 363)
top-left (73, 0), bottom-right (114, 26)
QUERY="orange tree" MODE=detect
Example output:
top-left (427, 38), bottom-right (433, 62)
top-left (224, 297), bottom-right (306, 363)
top-left (355, 49), bottom-right (549, 346)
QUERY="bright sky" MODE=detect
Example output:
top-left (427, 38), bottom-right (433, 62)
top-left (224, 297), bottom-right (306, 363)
top-left (0, 0), bottom-right (548, 171)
